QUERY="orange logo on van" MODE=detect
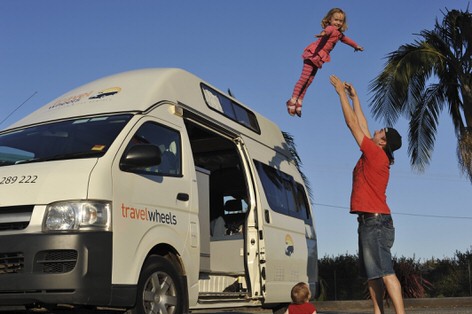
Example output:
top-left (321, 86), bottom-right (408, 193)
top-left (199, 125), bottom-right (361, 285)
top-left (89, 87), bottom-right (122, 99)
top-left (121, 203), bottom-right (177, 225)
top-left (48, 91), bottom-right (94, 110)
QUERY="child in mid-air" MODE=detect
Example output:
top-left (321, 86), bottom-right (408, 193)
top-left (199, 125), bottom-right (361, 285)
top-left (284, 282), bottom-right (317, 314)
top-left (287, 8), bottom-right (363, 117)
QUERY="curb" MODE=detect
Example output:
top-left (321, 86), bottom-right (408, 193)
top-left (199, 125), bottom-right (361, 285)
top-left (316, 297), bottom-right (472, 310)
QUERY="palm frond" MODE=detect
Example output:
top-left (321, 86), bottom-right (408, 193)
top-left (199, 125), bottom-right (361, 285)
top-left (408, 84), bottom-right (444, 172)
top-left (282, 131), bottom-right (313, 202)
top-left (369, 42), bottom-right (439, 126)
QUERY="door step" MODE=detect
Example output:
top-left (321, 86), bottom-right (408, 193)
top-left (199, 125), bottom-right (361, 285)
top-left (198, 291), bottom-right (249, 303)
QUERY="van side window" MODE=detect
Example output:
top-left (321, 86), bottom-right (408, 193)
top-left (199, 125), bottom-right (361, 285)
top-left (125, 122), bottom-right (181, 176)
top-left (254, 160), bottom-right (311, 223)
top-left (295, 182), bottom-right (312, 223)
top-left (201, 84), bottom-right (260, 134)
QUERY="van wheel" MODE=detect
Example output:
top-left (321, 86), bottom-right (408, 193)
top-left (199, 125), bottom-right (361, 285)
top-left (131, 255), bottom-right (186, 314)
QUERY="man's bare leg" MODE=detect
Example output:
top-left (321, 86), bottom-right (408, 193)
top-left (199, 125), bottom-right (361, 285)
top-left (368, 278), bottom-right (385, 314)
top-left (383, 274), bottom-right (405, 314)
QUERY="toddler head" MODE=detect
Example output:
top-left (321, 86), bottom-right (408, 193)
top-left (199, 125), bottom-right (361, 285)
top-left (291, 282), bottom-right (311, 304)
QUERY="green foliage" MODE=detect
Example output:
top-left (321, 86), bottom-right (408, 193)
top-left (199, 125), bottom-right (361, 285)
top-left (423, 249), bottom-right (472, 297)
top-left (317, 248), bottom-right (472, 301)
top-left (318, 254), bottom-right (365, 300)
top-left (424, 257), bottom-right (462, 297)
top-left (393, 256), bottom-right (433, 298)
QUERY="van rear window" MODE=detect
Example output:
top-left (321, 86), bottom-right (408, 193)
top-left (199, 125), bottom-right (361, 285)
top-left (201, 84), bottom-right (260, 134)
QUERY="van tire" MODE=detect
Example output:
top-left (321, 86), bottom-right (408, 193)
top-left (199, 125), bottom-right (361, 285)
top-left (129, 255), bottom-right (186, 314)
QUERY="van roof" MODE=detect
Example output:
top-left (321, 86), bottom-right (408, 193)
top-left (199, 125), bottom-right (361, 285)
top-left (8, 68), bottom-right (289, 157)
top-left (10, 68), bottom-right (200, 127)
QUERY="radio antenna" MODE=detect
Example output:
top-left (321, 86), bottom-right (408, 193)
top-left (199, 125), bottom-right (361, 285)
top-left (0, 91), bottom-right (38, 127)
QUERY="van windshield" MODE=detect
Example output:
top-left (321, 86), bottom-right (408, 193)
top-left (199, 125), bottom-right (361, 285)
top-left (0, 114), bottom-right (132, 166)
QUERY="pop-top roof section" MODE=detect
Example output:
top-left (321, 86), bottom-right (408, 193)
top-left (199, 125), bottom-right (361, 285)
top-left (6, 68), bottom-right (287, 156)
top-left (9, 68), bottom-right (192, 128)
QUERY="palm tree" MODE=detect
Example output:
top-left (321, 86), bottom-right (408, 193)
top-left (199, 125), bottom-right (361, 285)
top-left (369, 7), bottom-right (472, 180)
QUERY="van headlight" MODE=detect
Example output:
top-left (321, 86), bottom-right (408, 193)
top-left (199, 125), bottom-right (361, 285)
top-left (43, 201), bottom-right (111, 231)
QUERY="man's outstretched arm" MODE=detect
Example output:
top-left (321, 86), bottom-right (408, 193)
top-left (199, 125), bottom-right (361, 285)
top-left (330, 75), bottom-right (366, 147)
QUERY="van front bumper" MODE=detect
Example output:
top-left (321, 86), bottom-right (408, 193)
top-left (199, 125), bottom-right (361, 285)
top-left (0, 232), bottom-right (136, 307)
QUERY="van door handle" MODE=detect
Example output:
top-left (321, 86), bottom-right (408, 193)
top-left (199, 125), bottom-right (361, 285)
top-left (177, 193), bottom-right (189, 201)
top-left (264, 209), bottom-right (270, 223)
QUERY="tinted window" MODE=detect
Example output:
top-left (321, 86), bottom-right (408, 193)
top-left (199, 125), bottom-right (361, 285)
top-left (0, 114), bottom-right (132, 166)
top-left (201, 84), bottom-right (260, 133)
top-left (255, 160), bottom-right (311, 223)
top-left (124, 122), bottom-right (181, 176)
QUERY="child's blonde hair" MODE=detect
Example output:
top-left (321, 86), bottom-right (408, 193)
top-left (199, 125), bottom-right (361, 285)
top-left (321, 8), bottom-right (348, 32)
top-left (290, 282), bottom-right (311, 304)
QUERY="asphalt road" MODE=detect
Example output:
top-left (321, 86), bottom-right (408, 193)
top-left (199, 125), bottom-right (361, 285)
top-left (3, 298), bottom-right (472, 314)
top-left (2, 310), bottom-right (472, 314)
top-left (2, 306), bottom-right (472, 314)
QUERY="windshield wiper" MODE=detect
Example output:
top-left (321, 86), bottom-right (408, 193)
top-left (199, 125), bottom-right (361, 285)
top-left (15, 151), bottom-right (104, 164)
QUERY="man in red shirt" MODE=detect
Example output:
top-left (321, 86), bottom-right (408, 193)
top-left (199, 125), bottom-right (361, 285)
top-left (330, 75), bottom-right (405, 314)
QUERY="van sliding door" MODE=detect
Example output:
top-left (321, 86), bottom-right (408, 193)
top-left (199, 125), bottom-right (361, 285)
top-left (253, 160), bottom-right (313, 303)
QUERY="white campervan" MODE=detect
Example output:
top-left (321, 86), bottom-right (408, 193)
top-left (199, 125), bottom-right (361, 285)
top-left (0, 68), bottom-right (318, 313)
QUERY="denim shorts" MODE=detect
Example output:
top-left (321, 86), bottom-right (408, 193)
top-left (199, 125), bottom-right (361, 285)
top-left (357, 214), bottom-right (395, 280)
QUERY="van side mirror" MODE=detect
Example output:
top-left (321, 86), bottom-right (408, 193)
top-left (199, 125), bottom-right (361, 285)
top-left (120, 144), bottom-right (161, 171)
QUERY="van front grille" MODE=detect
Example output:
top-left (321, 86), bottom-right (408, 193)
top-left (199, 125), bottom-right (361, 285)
top-left (0, 252), bottom-right (24, 274)
top-left (34, 250), bottom-right (78, 273)
top-left (0, 206), bottom-right (33, 231)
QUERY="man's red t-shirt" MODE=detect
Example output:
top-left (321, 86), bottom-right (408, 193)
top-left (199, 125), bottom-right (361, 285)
top-left (350, 136), bottom-right (391, 214)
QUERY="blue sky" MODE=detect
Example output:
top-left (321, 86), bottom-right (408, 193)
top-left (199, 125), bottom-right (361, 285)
top-left (1, 0), bottom-right (471, 260)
